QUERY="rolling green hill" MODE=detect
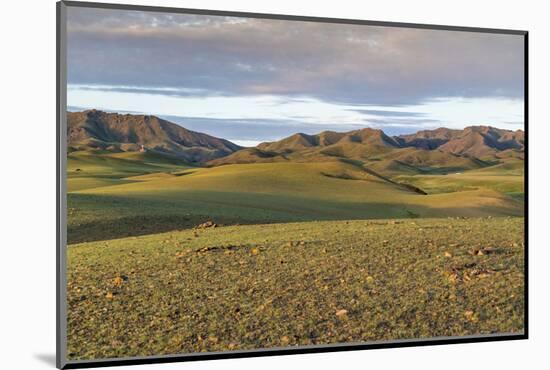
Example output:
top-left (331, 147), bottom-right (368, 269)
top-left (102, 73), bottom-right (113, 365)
top-left (67, 149), bottom-right (194, 192)
top-left (68, 159), bottom-right (523, 243)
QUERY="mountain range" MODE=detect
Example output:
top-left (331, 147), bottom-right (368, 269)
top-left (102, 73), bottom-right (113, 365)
top-left (209, 124), bottom-right (524, 172)
top-left (68, 110), bottom-right (524, 171)
top-left (68, 110), bottom-right (242, 163)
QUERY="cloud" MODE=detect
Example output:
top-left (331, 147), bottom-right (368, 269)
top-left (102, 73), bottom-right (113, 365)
top-left (67, 85), bottom-right (524, 139)
top-left (160, 116), bottom-right (372, 142)
top-left (346, 109), bottom-right (427, 117)
top-left (67, 7), bottom-right (524, 106)
top-left (366, 117), bottom-right (442, 127)
top-left (68, 84), bottom-right (221, 98)
top-left (157, 115), bottom-right (437, 141)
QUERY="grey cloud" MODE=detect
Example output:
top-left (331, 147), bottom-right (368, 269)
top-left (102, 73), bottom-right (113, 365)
top-left (347, 109), bottom-right (427, 117)
top-left (366, 117), bottom-right (442, 127)
top-left (67, 84), bottom-right (226, 98)
top-left (67, 7), bottom-right (524, 106)
top-left (162, 115), bottom-right (439, 139)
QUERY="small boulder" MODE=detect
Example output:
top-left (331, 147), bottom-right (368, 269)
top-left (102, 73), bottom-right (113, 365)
top-left (335, 309), bottom-right (348, 317)
top-left (195, 221), bottom-right (217, 229)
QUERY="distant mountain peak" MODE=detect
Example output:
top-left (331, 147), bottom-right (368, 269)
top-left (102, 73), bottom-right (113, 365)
top-left (257, 126), bottom-right (402, 153)
top-left (67, 110), bottom-right (242, 164)
top-left (211, 124), bottom-right (524, 167)
top-left (398, 125), bottom-right (524, 156)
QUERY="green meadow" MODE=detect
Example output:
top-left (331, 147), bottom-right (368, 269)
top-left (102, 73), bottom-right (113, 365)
top-left (66, 148), bottom-right (525, 360)
top-left (67, 150), bottom-right (523, 243)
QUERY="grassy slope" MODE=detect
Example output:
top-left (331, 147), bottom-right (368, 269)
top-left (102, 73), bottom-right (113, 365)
top-left (67, 217), bottom-right (524, 360)
top-left (210, 142), bottom-right (489, 175)
top-left (67, 161), bottom-right (523, 243)
top-left (67, 150), bottom-right (192, 192)
top-left (393, 159), bottom-right (524, 198)
top-left (366, 147), bottom-right (488, 175)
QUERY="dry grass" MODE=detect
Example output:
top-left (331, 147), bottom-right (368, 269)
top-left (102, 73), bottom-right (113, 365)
top-left (67, 217), bottom-right (524, 360)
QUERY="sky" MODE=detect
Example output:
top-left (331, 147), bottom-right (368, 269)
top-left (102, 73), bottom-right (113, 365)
top-left (67, 7), bottom-right (525, 147)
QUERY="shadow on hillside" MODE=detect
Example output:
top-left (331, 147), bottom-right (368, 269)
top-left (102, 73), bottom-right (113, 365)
top-left (68, 214), bottom-right (228, 244)
top-left (66, 188), bottom-right (524, 244)
top-left (67, 208), bottom-right (524, 245)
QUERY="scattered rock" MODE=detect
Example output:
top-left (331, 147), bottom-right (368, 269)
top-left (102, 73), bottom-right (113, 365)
top-left (174, 251), bottom-right (189, 258)
top-left (444, 263), bottom-right (495, 284)
top-left (470, 247), bottom-right (500, 256)
top-left (197, 244), bottom-right (242, 253)
top-left (464, 310), bottom-right (478, 322)
top-left (470, 268), bottom-right (496, 278)
top-left (446, 273), bottom-right (459, 284)
top-left (195, 221), bottom-right (217, 229)
top-left (112, 275), bottom-right (128, 287)
top-left (335, 309), bottom-right (348, 317)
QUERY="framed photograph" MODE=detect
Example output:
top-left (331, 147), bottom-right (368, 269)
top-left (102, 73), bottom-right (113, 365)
top-left (57, 1), bottom-right (528, 368)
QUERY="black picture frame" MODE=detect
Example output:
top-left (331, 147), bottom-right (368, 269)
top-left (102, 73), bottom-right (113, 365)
top-left (56, 1), bottom-right (529, 368)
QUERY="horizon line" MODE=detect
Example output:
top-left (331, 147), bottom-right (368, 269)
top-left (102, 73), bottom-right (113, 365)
top-left (67, 107), bottom-right (525, 141)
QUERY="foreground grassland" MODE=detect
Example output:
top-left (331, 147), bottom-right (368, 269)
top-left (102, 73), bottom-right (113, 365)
top-left (67, 217), bottom-right (524, 360)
